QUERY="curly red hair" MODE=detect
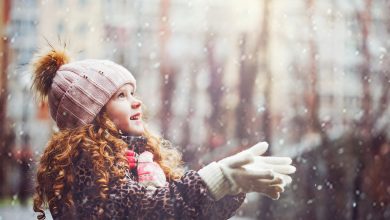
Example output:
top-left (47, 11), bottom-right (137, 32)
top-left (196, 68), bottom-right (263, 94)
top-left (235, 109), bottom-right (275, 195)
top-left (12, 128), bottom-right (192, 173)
top-left (33, 111), bottom-right (185, 219)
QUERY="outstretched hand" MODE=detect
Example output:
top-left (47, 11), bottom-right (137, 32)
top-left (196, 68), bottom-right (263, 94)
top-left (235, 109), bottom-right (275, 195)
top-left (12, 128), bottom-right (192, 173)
top-left (218, 142), bottom-right (296, 200)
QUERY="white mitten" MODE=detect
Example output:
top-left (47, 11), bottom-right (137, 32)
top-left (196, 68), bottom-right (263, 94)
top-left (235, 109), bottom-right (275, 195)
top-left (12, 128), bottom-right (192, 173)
top-left (198, 142), bottom-right (296, 200)
top-left (242, 154), bottom-right (296, 199)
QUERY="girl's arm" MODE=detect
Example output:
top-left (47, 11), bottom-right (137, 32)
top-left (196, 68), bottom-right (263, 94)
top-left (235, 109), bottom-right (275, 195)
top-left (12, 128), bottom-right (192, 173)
top-left (209, 193), bottom-right (246, 219)
top-left (71, 152), bottom-right (245, 219)
top-left (111, 170), bottom-right (245, 219)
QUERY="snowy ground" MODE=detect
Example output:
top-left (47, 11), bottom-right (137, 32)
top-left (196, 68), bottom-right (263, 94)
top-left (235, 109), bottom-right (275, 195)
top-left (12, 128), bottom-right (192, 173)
top-left (0, 204), bottom-right (52, 220)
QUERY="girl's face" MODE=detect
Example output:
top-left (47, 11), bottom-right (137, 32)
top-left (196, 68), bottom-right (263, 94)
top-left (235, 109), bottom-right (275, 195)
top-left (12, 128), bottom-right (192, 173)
top-left (105, 83), bottom-right (144, 136)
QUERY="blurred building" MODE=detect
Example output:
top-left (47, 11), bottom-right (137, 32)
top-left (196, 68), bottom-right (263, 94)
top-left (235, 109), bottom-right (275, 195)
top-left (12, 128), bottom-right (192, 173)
top-left (37, 0), bottom-right (105, 59)
top-left (5, 0), bottom-right (40, 196)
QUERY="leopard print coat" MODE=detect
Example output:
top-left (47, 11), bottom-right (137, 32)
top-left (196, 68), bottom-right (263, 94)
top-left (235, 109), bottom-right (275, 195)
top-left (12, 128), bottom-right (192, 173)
top-left (51, 136), bottom-right (246, 219)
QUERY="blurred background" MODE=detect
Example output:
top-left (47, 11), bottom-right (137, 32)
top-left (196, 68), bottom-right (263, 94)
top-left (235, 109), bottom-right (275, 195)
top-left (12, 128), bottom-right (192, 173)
top-left (0, 0), bottom-right (389, 219)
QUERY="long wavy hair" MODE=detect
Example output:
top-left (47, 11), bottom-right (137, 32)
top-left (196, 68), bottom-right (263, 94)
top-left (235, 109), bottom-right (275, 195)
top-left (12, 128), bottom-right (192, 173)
top-left (33, 110), bottom-right (185, 220)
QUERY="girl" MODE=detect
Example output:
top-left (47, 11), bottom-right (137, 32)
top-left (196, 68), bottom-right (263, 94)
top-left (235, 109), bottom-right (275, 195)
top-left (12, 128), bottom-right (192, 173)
top-left (32, 47), bottom-right (296, 219)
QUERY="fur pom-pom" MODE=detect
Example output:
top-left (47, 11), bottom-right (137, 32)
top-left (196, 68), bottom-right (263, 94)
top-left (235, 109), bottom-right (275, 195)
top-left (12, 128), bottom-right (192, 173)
top-left (31, 48), bottom-right (70, 100)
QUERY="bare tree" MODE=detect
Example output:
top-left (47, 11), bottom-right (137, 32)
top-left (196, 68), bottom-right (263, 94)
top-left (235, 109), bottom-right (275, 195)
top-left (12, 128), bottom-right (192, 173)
top-left (236, 0), bottom-right (273, 147)
top-left (0, 0), bottom-right (11, 198)
top-left (236, 33), bottom-right (258, 145)
top-left (352, 1), bottom-right (373, 219)
top-left (305, 0), bottom-right (322, 136)
top-left (180, 62), bottom-right (197, 164)
top-left (205, 35), bottom-right (227, 150)
top-left (158, 0), bottom-right (177, 137)
top-left (257, 0), bottom-right (272, 147)
top-left (356, 0), bottom-right (373, 141)
top-left (255, 0), bottom-right (275, 219)
top-left (353, 0), bottom-right (390, 219)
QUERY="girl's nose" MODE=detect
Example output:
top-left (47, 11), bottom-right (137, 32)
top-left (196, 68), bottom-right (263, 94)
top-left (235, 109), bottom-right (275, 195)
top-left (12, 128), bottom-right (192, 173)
top-left (131, 100), bottom-right (142, 109)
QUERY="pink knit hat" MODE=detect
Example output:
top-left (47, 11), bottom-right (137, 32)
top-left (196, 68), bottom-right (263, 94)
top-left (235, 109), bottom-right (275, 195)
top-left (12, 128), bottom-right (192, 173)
top-left (32, 49), bottom-right (135, 129)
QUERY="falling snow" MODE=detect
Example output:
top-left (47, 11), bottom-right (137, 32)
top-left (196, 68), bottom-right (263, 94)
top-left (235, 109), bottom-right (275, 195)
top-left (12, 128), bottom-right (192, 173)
top-left (0, 0), bottom-right (389, 219)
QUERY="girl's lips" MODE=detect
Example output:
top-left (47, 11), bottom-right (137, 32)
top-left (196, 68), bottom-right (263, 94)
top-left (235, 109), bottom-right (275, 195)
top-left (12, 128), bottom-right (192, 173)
top-left (130, 113), bottom-right (142, 120)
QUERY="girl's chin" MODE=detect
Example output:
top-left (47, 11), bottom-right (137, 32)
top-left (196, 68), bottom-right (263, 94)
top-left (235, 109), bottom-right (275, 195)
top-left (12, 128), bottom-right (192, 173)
top-left (123, 125), bottom-right (144, 136)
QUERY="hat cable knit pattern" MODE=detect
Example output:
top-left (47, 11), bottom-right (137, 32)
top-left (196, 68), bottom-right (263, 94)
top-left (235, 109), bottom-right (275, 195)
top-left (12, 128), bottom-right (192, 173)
top-left (48, 59), bottom-right (135, 129)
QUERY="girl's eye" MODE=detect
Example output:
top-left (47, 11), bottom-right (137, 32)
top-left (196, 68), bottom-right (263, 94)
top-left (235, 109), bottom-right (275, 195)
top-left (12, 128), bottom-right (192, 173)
top-left (118, 92), bottom-right (125, 98)
top-left (131, 92), bottom-right (134, 96)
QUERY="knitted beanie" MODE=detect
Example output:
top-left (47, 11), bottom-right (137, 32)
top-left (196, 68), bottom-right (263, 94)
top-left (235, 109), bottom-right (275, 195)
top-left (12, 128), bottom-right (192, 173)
top-left (31, 48), bottom-right (136, 129)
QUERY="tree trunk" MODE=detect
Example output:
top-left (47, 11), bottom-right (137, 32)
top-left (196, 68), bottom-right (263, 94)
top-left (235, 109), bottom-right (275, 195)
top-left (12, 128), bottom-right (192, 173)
top-left (256, 0), bottom-right (274, 219)
top-left (236, 34), bottom-right (258, 145)
top-left (0, 0), bottom-right (11, 198)
top-left (353, 1), bottom-right (373, 219)
top-left (158, 0), bottom-right (176, 137)
top-left (205, 36), bottom-right (226, 150)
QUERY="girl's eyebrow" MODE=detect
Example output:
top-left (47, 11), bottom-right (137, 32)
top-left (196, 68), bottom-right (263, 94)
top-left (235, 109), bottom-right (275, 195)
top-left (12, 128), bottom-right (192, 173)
top-left (116, 84), bottom-right (135, 95)
top-left (129, 83), bottom-right (136, 93)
